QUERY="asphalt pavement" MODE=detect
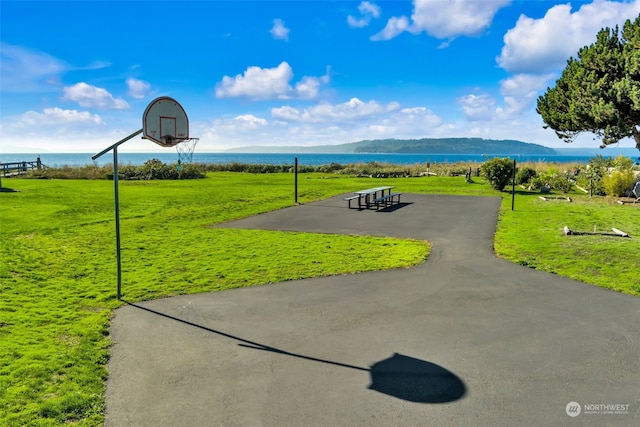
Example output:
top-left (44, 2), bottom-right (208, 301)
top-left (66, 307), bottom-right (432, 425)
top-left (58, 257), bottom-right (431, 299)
top-left (105, 194), bottom-right (640, 426)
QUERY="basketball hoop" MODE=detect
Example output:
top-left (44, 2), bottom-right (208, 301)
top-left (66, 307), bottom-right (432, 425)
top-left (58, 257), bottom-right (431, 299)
top-left (176, 138), bottom-right (199, 164)
top-left (142, 96), bottom-right (189, 147)
top-left (92, 95), bottom-right (192, 300)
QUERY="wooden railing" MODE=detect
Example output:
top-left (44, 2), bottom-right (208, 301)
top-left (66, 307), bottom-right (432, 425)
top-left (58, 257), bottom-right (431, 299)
top-left (1, 158), bottom-right (45, 176)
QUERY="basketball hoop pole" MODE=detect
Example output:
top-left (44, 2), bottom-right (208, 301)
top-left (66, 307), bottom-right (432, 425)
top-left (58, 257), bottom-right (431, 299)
top-left (92, 128), bottom-right (143, 300)
top-left (92, 128), bottom-right (143, 161)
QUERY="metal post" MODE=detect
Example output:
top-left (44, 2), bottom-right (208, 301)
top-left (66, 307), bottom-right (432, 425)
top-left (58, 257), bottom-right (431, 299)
top-left (92, 128), bottom-right (142, 301)
top-left (294, 157), bottom-right (298, 204)
top-left (113, 148), bottom-right (122, 300)
top-left (511, 159), bottom-right (516, 211)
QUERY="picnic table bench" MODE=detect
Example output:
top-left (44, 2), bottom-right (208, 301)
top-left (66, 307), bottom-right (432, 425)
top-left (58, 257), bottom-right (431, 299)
top-left (345, 186), bottom-right (403, 210)
top-left (373, 192), bottom-right (403, 209)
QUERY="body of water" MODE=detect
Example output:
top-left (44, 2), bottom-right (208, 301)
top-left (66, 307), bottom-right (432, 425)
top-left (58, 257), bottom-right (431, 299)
top-left (2, 152), bottom-right (636, 168)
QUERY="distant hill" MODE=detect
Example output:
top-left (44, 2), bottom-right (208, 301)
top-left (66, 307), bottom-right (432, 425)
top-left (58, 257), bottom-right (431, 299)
top-left (227, 138), bottom-right (556, 155)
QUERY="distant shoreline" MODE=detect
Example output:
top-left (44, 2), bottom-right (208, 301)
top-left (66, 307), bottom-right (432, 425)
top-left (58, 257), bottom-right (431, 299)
top-left (2, 150), bottom-right (638, 169)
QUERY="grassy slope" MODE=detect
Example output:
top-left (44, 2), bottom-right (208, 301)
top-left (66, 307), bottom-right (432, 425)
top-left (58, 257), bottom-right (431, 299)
top-left (1, 172), bottom-right (638, 426)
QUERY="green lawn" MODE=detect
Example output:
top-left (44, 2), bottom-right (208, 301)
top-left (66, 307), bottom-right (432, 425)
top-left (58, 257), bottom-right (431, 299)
top-left (1, 172), bottom-right (638, 426)
top-left (494, 191), bottom-right (640, 295)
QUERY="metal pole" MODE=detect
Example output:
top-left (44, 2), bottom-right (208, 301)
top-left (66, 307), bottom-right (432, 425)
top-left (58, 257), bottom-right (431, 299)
top-left (511, 159), bottom-right (516, 211)
top-left (92, 129), bottom-right (142, 161)
top-left (294, 157), bottom-right (298, 204)
top-left (91, 129), bottom-right (143, 301)
top-left (113, 148), bottom-right (122, 300)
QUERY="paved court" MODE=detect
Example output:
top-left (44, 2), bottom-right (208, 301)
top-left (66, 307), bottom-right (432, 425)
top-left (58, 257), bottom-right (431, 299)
top-left (106, 194), bottom-right (640, 426)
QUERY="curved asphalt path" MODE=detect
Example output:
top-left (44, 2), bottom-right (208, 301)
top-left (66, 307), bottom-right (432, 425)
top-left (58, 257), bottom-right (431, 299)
top-left (106, 194), bottom-right (640, 426)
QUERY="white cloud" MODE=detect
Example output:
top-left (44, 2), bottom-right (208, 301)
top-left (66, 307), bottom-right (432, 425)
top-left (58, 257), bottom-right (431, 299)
top-left (456, 73), bottom-right (555, 122)
top-left (348, 1), bottom-right (381, 28)
top-left (271, 98), bottom-right (399, 123)
top-left (0, 107), bottom-right (108, 152)
top-left (63, 82), bottom-right (130, 110)
top-left (216, 62), bottom-right (293, 100)
top-left (386, 107), bottom-right (443, 134)
top-left (126, 78), bottom-right (151, 99)
top-left (371, 0), bottom-right (510, 41)
top-left (397, 107), bottom-right (441, 125)
top-left (359, 1), bottom-right (381, 18)
top-left (196, 99), bottom-right (447, 150)
top-left (0, 42), bottom-right (68, 92)
top-left (17, 107), bottom-right (104, 126)
top-left (198, 114), bottom-right (273, 146)
top-left (82, 61), bottom-right (111, 71)
top-left (411, 0), bottom-right (511, 39)
top-left (234, 114), bottom-right (268, 128)
top-left (215, 62), bottom-right (329, 100)
top-left (457, 94), bottom-right (497, 121)
top-left (294, 71), bottom-right (331, 100)
top-left (270, 18), bottom-right (290, 41)
top-left (497, 0), bottom-right (640, 73)
top-left (497, 73), bottom-right (556, 117)
top-left (348, 16), bottom-right (369, 29)
top-left (370, 16), bottom-right (411, 41)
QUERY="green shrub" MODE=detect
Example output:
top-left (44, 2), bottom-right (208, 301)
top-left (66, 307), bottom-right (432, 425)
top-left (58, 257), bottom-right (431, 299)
top-left (480, 158), bottom-right (514, 191)
top-left (119, 159), bottom-right (205, 180)
top-left (603, 169), bottom-right (636, 197)
top-left (515, 167), bottom-right (537, 185)
top-left (613, 155), bottom-right (633, 170)
top-left (580, 155), bottom-right (614, 196)
top-left (530, 171), bottom-right (573, 193)
top-left (140, 158), bottom-right (171, 179)
top-left (529, 175), bottom-right (547, 191)
top-left (28, 165), bottom-right (111, 179)
top-left (26, 160), bottom-right (206, 180)
top-left (553, 172), bottom-right (575, 193)
top-left (178, 163), bottom-right (207, 179)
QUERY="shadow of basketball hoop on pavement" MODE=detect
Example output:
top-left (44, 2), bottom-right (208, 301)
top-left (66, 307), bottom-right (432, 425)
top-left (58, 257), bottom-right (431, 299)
top-left (125, 301), bottom-right (466, 404)
top-left (368, 353), bottom-right (466, 403)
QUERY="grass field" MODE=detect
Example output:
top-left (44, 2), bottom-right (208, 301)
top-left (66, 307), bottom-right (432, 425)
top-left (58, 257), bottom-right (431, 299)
top-left (1, 172), bottom-right (638, 426)
top-left (494, 191), bottom-right (640, 294)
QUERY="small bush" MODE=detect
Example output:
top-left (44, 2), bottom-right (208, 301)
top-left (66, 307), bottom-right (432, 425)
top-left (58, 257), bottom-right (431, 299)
top-left (603, 169), bottom-right (636, 197)
top-left (553, 172), bottom-right (575, 193)
top-left (480, 158), bottom-right (514, 191)
top-left (515, 167), bottom-right (537, 185)
top-left (613, 155), bottom-right (633, 170)
top-left (529, 171), bottom-right (573, 193)
top-left (579, 155), bottom-right (614, 196)
top-left (178, 163), bottom-right (207, 179)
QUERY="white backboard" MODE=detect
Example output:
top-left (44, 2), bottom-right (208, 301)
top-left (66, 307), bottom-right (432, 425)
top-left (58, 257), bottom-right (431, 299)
top-left (142, 96), bottom-right (189, 147)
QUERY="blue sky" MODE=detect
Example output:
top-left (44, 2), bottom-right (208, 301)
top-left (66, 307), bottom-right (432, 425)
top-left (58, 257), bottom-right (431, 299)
top-left (1, 0), bottom-right (639, 153)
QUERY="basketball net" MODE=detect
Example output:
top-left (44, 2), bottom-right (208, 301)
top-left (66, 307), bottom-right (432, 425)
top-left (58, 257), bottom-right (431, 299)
top-left (175, 138), bottom-right (199, 164)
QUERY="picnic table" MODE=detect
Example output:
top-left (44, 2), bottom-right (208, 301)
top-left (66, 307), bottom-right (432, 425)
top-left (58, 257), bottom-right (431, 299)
top-left (345, 186), bottom-right (403, 209)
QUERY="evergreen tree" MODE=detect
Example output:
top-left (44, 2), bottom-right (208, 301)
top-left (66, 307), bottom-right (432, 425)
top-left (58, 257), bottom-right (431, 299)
top-left (537, 16), bottom-right (640, 153)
